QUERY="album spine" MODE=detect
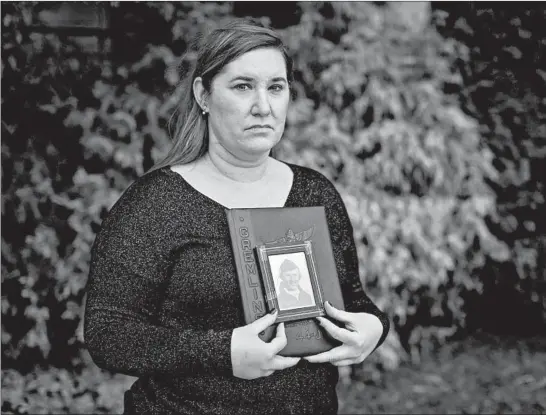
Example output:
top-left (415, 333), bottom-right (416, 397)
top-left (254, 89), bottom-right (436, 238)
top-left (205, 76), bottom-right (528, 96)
top-left (225, 209), bottom-right (267, 324)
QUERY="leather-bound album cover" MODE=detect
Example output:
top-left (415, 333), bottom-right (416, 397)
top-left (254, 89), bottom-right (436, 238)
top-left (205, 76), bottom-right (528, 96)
top-left (226, 206), bottom-right (345, 357)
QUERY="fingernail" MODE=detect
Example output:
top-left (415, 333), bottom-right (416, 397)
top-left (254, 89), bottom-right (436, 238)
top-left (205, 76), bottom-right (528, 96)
top-left (270, 308), bottom-right (277, 315)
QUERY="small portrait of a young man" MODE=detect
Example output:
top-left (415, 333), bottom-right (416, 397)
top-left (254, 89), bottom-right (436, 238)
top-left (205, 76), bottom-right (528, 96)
top-left (269, 253), bottom-right (316, 311)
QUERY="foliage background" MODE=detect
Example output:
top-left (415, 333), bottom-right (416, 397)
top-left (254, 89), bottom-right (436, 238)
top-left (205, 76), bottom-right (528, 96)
top-left (2, 2), bottom-right (545, 413)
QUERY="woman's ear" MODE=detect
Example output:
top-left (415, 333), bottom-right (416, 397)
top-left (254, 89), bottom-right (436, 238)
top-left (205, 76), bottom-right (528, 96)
top-left (193, 77), bottom-right (208, 112)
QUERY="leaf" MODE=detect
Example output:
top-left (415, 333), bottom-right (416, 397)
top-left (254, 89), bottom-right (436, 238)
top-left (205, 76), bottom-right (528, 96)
top-left (112, 110), bottom-right (137, 132)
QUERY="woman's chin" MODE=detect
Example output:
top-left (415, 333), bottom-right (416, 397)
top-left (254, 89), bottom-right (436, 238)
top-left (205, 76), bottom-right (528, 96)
top-left (241, 137), bottom-right (280, 155)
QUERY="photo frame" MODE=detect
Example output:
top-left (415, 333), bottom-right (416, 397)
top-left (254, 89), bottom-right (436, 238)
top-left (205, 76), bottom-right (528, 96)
top-left (255, 241), bottom-right (326, 323)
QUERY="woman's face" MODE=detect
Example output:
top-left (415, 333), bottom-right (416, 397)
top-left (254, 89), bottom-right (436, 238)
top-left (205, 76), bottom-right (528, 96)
top-left (204, 47), bottom-right (290, 161)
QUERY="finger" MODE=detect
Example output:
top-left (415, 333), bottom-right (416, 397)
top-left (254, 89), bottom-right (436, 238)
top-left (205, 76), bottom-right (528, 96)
top-left (317, 317), bottom-right (356, 344)
top-left (250, 310), bottom-right (277, 333)
top-left (304, 345), bottom-right (352, 364)
top-left (324, 301), bottom-right (353, 324)
top-left (268, 355), bottom-right (301, 371)
top-left (332, 359), bottom-right (356, 367)
top-left (268, 322), bottom-right (288, 354)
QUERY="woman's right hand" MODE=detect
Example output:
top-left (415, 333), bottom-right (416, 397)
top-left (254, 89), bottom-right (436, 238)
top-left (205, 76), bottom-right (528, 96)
top-left (231, 311), bottom-right (300, 380)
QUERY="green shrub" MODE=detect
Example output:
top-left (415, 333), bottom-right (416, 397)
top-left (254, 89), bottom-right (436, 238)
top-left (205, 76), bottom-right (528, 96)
top-left (276, 2), bottom-right (510, 365)
top-left (1, 360), bottom-right (135, 414)
top-left (3, 2), bottom-right (528, 376)
top-left (433, 3), bottom-right (546, 334)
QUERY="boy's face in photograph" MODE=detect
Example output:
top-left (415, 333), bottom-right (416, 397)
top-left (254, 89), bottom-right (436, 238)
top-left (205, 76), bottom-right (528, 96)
top-left (282, 268), bottom-right (301, 290)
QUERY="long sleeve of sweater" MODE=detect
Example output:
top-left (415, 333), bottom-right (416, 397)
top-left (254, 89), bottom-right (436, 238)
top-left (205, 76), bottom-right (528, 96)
top-left (317, 172), bottom-right (390, 351)
top-left (84, 175), bottom-right (233, 378)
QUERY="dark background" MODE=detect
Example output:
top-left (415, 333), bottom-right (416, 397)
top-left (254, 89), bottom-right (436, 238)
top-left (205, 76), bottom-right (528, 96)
top-left (2, 2), bottom-right (545, 413)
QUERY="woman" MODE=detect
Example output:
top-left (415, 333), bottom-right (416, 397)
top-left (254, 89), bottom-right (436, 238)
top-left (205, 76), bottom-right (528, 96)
top-left (84, 20), bottom-right (390, 414)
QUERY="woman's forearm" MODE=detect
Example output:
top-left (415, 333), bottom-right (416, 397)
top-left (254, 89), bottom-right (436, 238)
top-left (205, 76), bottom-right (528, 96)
top-left (84, 305), bottom-right (233, 377)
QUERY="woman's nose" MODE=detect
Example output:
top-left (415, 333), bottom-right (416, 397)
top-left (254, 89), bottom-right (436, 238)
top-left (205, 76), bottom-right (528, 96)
top-left (251, 89), bottom-right (271, 116)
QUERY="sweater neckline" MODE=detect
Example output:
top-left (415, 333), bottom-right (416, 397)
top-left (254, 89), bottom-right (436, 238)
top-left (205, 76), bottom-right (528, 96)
top-left (161, 161), bottom-right (299, 211)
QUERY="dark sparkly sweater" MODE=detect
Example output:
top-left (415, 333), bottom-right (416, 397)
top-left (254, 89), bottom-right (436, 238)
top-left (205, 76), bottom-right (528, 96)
top-left (84, 163), bottom-right (390, 415)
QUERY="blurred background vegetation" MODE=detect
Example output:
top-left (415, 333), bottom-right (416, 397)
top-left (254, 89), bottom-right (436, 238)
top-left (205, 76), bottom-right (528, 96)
top-left (2, 2), bottom-right (545, 413)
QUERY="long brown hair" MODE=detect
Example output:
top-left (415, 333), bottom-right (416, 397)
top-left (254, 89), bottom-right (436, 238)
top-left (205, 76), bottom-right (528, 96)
top-left (148, 20), bottom-right (293, 173)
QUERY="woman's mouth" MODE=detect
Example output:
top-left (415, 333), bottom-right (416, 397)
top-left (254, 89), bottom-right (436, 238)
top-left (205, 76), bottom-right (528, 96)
top-left (247, 125), bottom-right (273, 130)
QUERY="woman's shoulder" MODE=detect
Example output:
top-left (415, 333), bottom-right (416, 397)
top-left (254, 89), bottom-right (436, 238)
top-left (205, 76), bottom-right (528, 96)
top-left (116, 167), bottom-right (177, 204)
top-left (104, 166), bottom-right (186, 223)
top-left (282, 161), bottom-right (337, 192)
top-left (91, 168), bottom-right (177, 253)
top-left (281, 161), bottom-right (350, 213)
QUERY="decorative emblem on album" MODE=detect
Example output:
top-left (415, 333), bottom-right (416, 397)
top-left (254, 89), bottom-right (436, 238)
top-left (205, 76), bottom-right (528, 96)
top-left (265, 226), bottom-right (315, 245)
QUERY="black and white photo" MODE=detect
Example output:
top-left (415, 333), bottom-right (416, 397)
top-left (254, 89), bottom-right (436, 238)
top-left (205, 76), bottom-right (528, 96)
top-left (256, 241), bottom-right (326, 323)
top-left (269, 253), bottom-right (316, 311)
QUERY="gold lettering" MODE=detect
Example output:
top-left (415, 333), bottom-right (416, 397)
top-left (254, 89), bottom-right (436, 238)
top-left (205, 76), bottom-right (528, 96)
top-left (295, 328), bottom-right (322, 341)
top-left (245, 262), bottom-right (256, 275)
top-left (248, 276), bottom-right (258, 288)
top-left (252, 300), bottom-right (264, 314)
top-left (243, 250), bottom-right (253, 263)
top-left (241, 239), bottom-right (251, 250)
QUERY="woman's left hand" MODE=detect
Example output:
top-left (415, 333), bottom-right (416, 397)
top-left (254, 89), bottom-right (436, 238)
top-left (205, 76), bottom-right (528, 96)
top-left (303, 301), bottom-right (384, 366)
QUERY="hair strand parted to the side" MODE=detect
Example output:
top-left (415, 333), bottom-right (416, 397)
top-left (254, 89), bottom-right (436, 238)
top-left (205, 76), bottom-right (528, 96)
top-left (147, 19), bottom-right (293, 174)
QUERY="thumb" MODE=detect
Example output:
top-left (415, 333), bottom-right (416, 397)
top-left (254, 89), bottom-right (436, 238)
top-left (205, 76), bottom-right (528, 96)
top-left (250, 310), bottom-right (277, 333)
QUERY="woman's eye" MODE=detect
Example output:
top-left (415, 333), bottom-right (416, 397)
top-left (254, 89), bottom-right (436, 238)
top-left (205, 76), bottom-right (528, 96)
top-left (270, 84), bottom-right (284, 92)
top-left (234, 84), bottom-right (251, 91)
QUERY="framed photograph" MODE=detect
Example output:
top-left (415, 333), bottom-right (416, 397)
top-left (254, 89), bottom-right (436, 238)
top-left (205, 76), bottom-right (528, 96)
top-left (255, 241), bottom-right (325, 323)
